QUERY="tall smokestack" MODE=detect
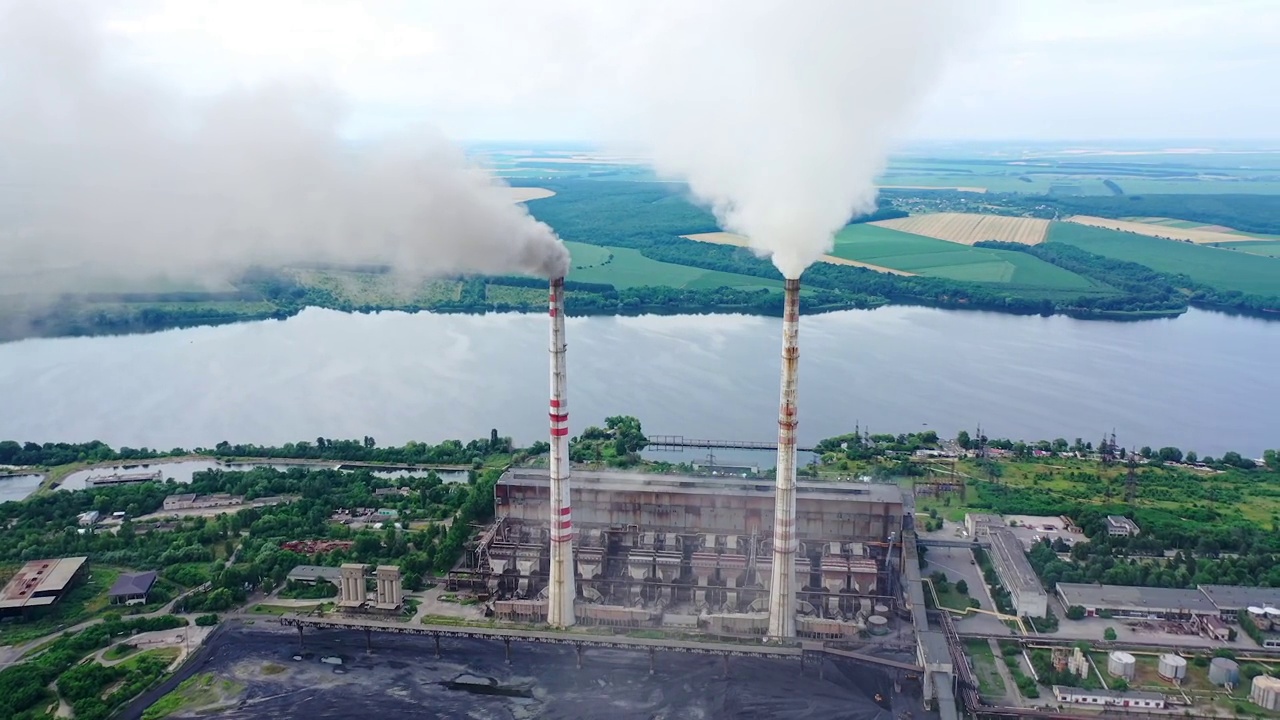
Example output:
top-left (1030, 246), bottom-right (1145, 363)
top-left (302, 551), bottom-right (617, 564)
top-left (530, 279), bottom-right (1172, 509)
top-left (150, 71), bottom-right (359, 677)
top-left (768, 278), bottom-right (801, 638)
top-left (547, 277), bottom-right (576, 628)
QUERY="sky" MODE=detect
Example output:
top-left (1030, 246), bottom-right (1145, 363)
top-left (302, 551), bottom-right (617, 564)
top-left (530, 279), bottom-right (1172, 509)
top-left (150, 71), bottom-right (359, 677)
top-left (50, 0), bottom-right (1280, 143)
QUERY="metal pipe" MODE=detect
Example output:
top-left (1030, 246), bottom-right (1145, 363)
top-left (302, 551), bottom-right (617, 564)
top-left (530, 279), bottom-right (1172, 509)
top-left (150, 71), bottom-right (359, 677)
top-left (768, 277), bottom-right (801, 638)
top-left (547, 277), bottom-right (577, 628)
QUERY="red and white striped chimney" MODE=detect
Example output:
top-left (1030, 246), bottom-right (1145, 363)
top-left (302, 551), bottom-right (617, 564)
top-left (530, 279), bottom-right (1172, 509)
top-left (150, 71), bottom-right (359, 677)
top-left (547, 277), bottom-right (576, 627)
top-left (768, 277), bottom-right (801, 638)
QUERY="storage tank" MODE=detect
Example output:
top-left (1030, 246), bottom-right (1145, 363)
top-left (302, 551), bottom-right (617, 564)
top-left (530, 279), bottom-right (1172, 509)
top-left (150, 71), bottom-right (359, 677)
top-left (1158, 653), bottom-right (1187, 681)
top-left (873, 603), bottom-right (890, 615)
top-left (1266, 607), bottom-right (1280, 628)
top-left (1209, 657), bottom-right (1240, 686)
top-left (867, 615), bottom-right (889, 636)
top-left (1248, 606), bottom-right (1269, 630)
top-left (1251, 675), bottom-right (1280, 711)
top-left (1107, 651), bottom-right (1136, 679)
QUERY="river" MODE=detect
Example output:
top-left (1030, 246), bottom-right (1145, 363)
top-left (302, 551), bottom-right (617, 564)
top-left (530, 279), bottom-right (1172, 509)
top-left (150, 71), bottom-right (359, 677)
top-left (0, 306), bottom-right (1274, 464)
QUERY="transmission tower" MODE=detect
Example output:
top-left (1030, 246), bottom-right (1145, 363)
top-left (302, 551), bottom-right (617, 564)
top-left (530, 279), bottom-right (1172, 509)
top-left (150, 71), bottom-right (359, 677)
top-left (1124, 449), bottom-right (1139, 505)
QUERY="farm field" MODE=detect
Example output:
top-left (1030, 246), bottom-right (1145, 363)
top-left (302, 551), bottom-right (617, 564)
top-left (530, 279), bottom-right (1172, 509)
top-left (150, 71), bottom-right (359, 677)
top-left (681, 232), bottom-right (913, 275)
top-left (563, 241), bottom-right (784, 291)
top-left (829, 224), bottom-right (1104, 290)
top-left (872, 213), bottom-right (1049, 245)
top-left (1213, 240), bottom-right (1280, 257)
top-left (1046, 222), bottom-right (1280, 297)
top-left (1064, 215), bottom-right (1272, 245)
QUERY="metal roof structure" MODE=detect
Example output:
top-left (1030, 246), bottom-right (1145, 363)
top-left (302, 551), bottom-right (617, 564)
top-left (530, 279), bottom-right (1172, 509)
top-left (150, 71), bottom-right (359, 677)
top-left (1199, 585), bottom-right (1280, 612)
top-left (1057, 583), bottom-right (1218, 615)
top-left (0, 557), bottom-right (88, 609)
top-left (288, 565), bottom-right (343, 583)
top-left (107, 571), bottom-right (157, 598)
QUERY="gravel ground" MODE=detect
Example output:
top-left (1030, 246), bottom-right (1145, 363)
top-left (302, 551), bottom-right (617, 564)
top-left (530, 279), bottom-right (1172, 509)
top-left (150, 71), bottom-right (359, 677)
top-left (141, 624), bottom-right (932, 720)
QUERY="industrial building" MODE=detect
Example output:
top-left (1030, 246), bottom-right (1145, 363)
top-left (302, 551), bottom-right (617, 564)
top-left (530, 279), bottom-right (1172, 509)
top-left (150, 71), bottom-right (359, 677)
top-left (286, 565), bottom-right (342, 586)
top-left (966, 514), bottom-right (1049, 617)
top-left (108, 571), bottom-right (157, 605)
top-left (84, 470), bottom-right (163, 488)
top-left (1105, 515), bottom-right (1140, 537)
top-left (1051, 686), bottom-right (1166, 709)
top-left (336, 563), bottom-right (403, 613)
top-left (463, 468), bottom-right (904, 634)
top-left (163, 493), bottom-right (244, 511)
top-left (0, 556), bottom-right (89, 617)
top-left (1056, 582), bottom-right (1275, 620)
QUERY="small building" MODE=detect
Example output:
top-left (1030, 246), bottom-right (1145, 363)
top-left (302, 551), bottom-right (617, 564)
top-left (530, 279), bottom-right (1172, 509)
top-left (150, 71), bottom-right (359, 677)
top-left (374, 487), bottom-right (409, 497)
top-left (1052, 685), bottom-right (1166, 709)
top-left (286, 565), bottom-right (342, 586)
top-left (376, 508), bottom-right (399, 518)
top-left (1197, 614), bottom-right (1232, 641)
top-left (163, 493), bottom-right (198, 510)
top-left (163, 493), bottom-right (244, 511)
top-left (0, 557), bottom-right (90, 617)
top-left (108, 571), bottom-right (158, 605)
top-left (965, 513), bottom-right (1002, 538)
top-left (77, 510), bottom-right (100, 527)
top-left (1105, 515), bottom-right (1140, 537)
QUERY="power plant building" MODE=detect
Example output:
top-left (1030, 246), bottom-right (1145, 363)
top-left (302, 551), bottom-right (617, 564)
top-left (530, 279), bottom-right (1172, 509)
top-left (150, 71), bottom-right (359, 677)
top-left (987, 524), bottom-right (1048, 618)
top-left (474, 468), bottom-right (903, 629)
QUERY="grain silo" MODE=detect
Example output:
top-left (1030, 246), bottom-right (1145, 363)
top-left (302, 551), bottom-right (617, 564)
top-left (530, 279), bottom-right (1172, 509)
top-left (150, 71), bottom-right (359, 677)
top-left (1251, 676), bottom-right (1280, 711)
top-left (1157, 653), bottom-right (1187, 681)
top-left (1208, 657), bottom-right (1240, 686)
top-left (1107, 650), bottom-right (1136, 679)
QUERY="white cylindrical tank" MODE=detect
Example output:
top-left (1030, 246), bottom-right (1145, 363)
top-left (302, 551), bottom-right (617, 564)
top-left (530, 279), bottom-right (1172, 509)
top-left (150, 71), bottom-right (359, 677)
top-left (1158, 653), bottom-right (1187, 681)
top-left (1251, 675), bottom-right (1280, 711)
top-left (873, 604), bottom-right (890, 615)
top-left (1248, 606), bottom-right (1269, 630)
top-left (1209, 657), bottom-right (1240, 686)
top-left (1266, 607), bottom-right (1280, 628)
top-left (867, 615), bottom-right (889, 636)
top-left (1107, 651), bottom-right (1136, 679)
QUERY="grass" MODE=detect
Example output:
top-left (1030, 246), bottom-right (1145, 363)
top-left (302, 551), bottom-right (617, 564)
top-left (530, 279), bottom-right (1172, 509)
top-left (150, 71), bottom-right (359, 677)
top-left (123, 647), bottom-right (181, 669)
top-left (1213, 240), bottom-right (1280, 257)
top-left (564, 242), bottom-right (783, 291)
top-left (965, 640), bottom-right (1007, 697)
top-left (1047, 222), bottom-right (1280, 296)
top-left (828, 224), bottom-right (1104, 290)
top-left (141, 672), bottom-right (244, 720)
top-left (249, 603), bottom-right (328, 616)
top-left (104, 643), bottom-right (139, 661)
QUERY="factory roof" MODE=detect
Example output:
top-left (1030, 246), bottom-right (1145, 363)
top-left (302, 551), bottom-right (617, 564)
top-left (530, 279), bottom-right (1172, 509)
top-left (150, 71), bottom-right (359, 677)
top-left (499, 468), bottom-right (903, 505)
top-left (0, 557), bottom-right (88, 609)
top-left (287, 565), bottom-right (342, 582)
top-left (108, 571), bottom-right (157, 598)
top-left (1198, 585), bottom-right (1280, 612)
top-left (988, 527), bottom-right (1046, 597)
top-left (1056, 583), bottom-right (1218, 615)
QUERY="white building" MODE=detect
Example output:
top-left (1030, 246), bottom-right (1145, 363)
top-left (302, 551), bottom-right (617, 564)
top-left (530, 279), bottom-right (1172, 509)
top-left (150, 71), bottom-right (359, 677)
top-left (1052, 685), bottom-right (1166, 709)
top-left (1105, 515), bottom-right (1140, 537)
top-left (77, 511), bottom-right (100, 526)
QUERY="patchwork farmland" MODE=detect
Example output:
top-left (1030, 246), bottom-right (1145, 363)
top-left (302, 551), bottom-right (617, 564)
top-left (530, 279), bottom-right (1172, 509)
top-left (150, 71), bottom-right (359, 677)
top-left (1064, 215), bottom-right (1272, 245)
top-left (871, 213), bottom-right (1049, 245)
top-left (681, 232), bottom-right (914, 275)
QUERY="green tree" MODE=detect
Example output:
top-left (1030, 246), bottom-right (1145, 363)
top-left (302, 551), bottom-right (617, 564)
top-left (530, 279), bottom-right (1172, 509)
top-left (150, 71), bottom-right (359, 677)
top-left (1104, 627), bottom-right (1117, 641)
top-left (1263, 449), bottom-right (1278, 470)
top-left (956, 430), bottom-right (971, 450)
top-left (1065, 605), bottom-right (1085, 620)
top-left (955, 579), bottom-right (968, 595)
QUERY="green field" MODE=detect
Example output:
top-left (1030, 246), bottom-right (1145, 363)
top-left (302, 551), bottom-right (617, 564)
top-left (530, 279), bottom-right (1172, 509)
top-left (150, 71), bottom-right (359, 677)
top-left (829, 224), bottom-right (1103, 290)
top-left (1213, 240), bottom-right (1280, 257)
top-left (563, 241), bottom-right (783, 291)
top-left (1047, 223), bottom-right (1280, 296)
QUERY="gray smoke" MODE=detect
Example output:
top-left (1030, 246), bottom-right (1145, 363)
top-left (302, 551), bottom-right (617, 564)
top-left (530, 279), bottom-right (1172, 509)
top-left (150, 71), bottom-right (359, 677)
top-left (0, 1), bottom-right (569, 297)
top-left (607, 0), bottom-right (984, 279)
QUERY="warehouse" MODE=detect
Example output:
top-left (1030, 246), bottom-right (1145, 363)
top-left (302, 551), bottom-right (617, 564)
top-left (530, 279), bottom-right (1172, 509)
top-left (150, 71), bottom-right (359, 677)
top-left (1052, 685), bottom-right (1166, 709)
top-left (1056, 583), bottom-right (1218, 619)
top-left (0, 556), bottom-right (89, 617)
top-left (1198, 585), bottom-right (1280, 620)
top-left (988, 525), bottom-right (1049, 618)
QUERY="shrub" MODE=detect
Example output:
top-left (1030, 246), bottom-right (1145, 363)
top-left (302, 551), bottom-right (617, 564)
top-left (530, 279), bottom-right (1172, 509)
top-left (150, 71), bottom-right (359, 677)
top-left (1065, 605), bottom-right (1085, 620)
top-left (955, 580), bottom-right (969, 595)
top-left (195, 614), bottom-right (219, 627)
top-left (1104, 627), bottom-right (1117, 641)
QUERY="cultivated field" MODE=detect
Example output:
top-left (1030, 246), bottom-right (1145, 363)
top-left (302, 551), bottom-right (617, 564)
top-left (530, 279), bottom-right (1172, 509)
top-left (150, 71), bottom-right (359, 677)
top-left (1047, 222), bottom-right (1280, 297)
top-left (1064, 215), bottom-right (1270, 244)
top-left (1215, 240), bottom-right (1280, 258)
top-left (566, 241), bottom-right (784, 290)
top-left (877, 185), bottom-right (988, 193)
top-left (871, 213), bottom-right (1049, 245)
top-left (829, 224), bottom-right (1100, 290)
top-left (506, 186), bottom-right (556, 203)
top-left (681, 232), bottom-right (915, 275)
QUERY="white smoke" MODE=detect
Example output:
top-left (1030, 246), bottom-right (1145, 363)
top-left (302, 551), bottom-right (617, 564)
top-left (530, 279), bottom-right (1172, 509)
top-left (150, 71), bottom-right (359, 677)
top-left (606, 0), bottom-right (985, 279)
top-left (0, 1), bottom-right (569, 296)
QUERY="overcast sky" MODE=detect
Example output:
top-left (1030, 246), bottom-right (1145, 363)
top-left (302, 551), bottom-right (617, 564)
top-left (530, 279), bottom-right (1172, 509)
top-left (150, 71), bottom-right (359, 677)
top-left (93, 0), bottom-right (1280, 144)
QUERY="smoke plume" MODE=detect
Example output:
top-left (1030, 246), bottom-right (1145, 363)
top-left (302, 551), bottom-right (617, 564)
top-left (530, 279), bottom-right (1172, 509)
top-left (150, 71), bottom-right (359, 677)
top-left (608, 0), bottom-right (981, 279)
top-left (0, 1), bottom-right (569, 297)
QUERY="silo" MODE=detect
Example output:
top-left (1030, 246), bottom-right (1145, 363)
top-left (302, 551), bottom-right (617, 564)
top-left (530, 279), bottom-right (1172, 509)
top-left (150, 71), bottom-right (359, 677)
top-left (1157, 653), bottom-right (1187, 681)
top-left (1248, 606), bottom-right (1269, 630)
top-left (867, 615), bottom-right (889, 636)
top-left (1107, 651), bottom-right (1136, 679)
top-left (1208, 657), bottom-right (1240, 686)
top-left (1251, 675), bottom-right (1280, 711)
